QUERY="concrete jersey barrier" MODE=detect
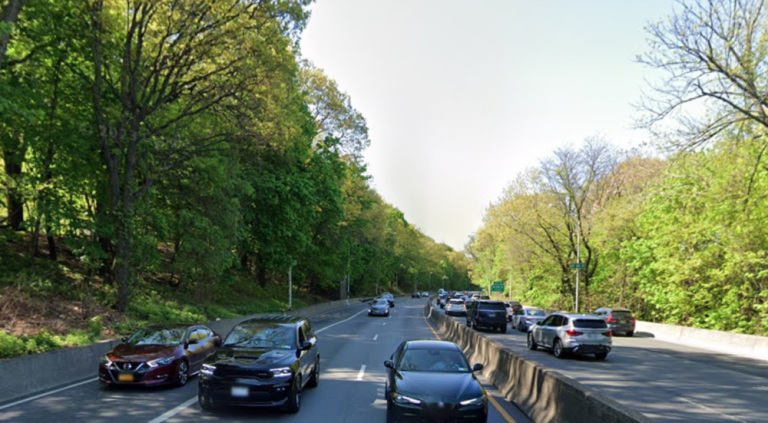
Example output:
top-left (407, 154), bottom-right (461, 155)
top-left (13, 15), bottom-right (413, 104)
top-left (423, 302), bottom-right (655, 423)
top-left (636, 320), bottom-right (768, 362)
top-left (0, 297), bottom-right (367, 406)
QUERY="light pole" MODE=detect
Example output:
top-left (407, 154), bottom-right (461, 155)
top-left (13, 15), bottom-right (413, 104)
top-left (288, 259), bottom-right (297, 310)
top-left (429, 272), bottom-right (432, 293)
top-left (575, 220), bottom-right (581, 313)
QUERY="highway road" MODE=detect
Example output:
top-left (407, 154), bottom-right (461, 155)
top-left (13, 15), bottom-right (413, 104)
top-left (0, 299), bottom-right (531, 423)
top-left (437, 301), bottom-right (768, 423)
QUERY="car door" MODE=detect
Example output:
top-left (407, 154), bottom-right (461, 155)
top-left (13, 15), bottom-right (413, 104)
top-left (185, 328), bottom-right (207, 371)
top-left (542, 315), bottom-right (561, 347)
top-left (534, 315), bottom-right (552, 345)
top-left (297, 322), bottom-right (316, 386)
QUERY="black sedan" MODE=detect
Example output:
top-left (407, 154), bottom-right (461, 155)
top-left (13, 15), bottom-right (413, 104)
top-left (384, 340), bottom-right (487, 423)
top-left (368, 298), bottom-right (391, 317)
top-left (198, 315), bottom-right (319, 413)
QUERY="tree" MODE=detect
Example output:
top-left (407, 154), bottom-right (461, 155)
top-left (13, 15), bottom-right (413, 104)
top-left (88, 0), bottom-right (310, 311)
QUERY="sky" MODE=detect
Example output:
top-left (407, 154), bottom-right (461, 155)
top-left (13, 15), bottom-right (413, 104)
top-left (300, 0), bottom-right (677, 251)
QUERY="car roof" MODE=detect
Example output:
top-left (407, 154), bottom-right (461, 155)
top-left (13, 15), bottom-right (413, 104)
top-left (476, 300), bottom-right (504, 304)
top-left (404, 340), bottom-right (459, 351)
top-left (144, 323), bottom-right (197, 330)
top-left (237, 314), bottom-right (304, 326)
top-left (555, 312), bottom-right (603, 320)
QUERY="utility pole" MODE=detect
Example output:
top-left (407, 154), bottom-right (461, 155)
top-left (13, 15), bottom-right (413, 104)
top-left (575, 221), bottom-right (581, 313)
top-left (288, 260), bottom-right (297, 310)
top-left (508, 270), bottom-right (512, 302)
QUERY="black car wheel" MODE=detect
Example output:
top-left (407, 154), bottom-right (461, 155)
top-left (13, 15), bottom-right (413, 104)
top-left (626, 330), bottom-right (634, 337)
top-left (174, 360), bottom-right (189, 387)
top-left (198, 392), bottom-right (219, 412)
top-left (527, 333), bottom-right (538, 350)
top-left (307, 358), bottom-right (320, 388)
top-left (595, 351), bottom-right (609, 360)
top-left (284, 375), bottom-right (302, 413)
top-left (500, 325), bottom-right (507, 334)
top-left (553, 339), bottom-right (566, 359)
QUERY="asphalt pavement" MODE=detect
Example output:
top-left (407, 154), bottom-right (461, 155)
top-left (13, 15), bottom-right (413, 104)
top-left (0, 299), bottom-right (531, 423)
top-left (437, 301), bottom-right (768, 423)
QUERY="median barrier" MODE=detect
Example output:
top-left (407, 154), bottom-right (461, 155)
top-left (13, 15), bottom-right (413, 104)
top-left (424, 302), bottom-right (655, 423)
top-left (636, 320), bottom-right (768, 361)
top-left (0, 297), bottom-right (365, 406)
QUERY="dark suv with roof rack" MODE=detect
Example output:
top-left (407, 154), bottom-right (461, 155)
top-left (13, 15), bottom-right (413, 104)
top-left (198, 315), bottom-right (320, 413)
top-left (466, 300), bottom-right (508, 333)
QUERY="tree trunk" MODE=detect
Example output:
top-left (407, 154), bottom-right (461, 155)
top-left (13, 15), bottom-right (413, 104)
top-left (46, 227), bottom-right (57, 261)
top-left (0, 0), bottom-right (24, 72)
top-left (3, 146), bottom-right (24, 230)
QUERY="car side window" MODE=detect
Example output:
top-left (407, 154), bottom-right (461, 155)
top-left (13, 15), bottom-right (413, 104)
top-left (542, 316), bottom-right (555, 326)
top-left (188, 328), bottom-right (204, 342)
top-left (298, 325), bottom-right (307, 345)
top-left (304, 321), bottom-right (314, 340)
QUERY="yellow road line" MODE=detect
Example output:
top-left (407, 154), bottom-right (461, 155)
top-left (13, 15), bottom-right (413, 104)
top-left (421, 306), bottom-right (518, 423)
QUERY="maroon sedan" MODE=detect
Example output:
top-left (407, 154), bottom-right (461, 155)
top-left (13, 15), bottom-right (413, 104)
top-left (99, 324), bottom-right (221, 387)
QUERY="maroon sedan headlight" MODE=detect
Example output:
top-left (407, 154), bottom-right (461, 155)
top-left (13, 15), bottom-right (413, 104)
top-left (147, 357), bottom-right (174, 368)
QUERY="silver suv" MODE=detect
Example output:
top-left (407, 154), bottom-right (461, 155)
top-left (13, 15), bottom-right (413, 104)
top-left (527, 313), bottom-right (612, 360)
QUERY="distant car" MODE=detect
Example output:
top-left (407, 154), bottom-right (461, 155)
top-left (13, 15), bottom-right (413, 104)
top-left (381, 292), bottom-right (395, 307)
top-left (368, 298), bottom-right (391, 317)
top-left (99, 324), bottom-right (221, 387)
top-left (421, 291), bottom-right (429, 297)
top-left (511, 307), bottom-right (547, 331)
top-left (445, 299), bottom-right (467, 316)
top-left (466, 300), bottom-right (508, 333)
top-left (198, 314), bottom-right (319, 413)
top-left (592, 307), bottom-right (636, 336)
top-left (506, 301), bottom-right (523, 321)
top-left (527, 313), bottom-right (612, 360)
top-left (438, 294), bottom-right (449, 308)
top-left (384, 340), bottom-right (488, 423)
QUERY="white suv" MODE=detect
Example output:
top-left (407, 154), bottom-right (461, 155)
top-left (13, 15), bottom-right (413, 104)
top-left (527, 313), bottom-right (612, 360)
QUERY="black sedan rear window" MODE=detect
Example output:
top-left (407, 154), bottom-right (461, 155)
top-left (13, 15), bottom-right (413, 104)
top-left (612, 311), bottom-right (634, 318)
top-left (573, 319), bottom-right (608, 329)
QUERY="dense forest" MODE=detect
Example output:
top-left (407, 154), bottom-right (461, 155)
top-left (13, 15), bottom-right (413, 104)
top-left (468, 0), bottom-right (768, 335)
top-left (0, 0), bottom-right (471, 331)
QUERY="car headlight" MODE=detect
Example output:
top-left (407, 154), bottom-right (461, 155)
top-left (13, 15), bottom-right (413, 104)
top-left (201, 363), bottom-right (216, 376)
top-left (271, 367), bottom-right (292, 377)
top-left (100, 355), bottom-right (112, 366)
top-left (460, 396), bottom-right (485, 406)
top-left (393, 393), bottom-right (422, 405)
top-left (147, 357), bottom-right (174, 368)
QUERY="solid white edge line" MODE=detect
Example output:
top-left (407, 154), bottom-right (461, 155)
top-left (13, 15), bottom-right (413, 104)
top-left (315, 308), bottom-right (368, 333)
top-left (356, 365), bottom-right (366, 381)
top-left (373, 334), bottom-right (378, 341)
top-left (146, 396), bottom-right (197, 423)
top-left (0, 377), bottom-right (98, 411)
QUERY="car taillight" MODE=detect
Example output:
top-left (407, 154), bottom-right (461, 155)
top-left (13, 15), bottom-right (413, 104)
top-left (525, 318), bottom-right (532, 321)
top-left (602, 331), bottom-right (613, 337)
top-left (607, 314), bottom-right (618, 323)
top-left (631, 317), bottom-right (637, 323)
top-left (565, 329), bottom-right (583, 337)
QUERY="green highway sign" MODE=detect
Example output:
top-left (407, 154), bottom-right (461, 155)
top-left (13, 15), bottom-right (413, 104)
top-left (491, 281), bottom-right (504, 292)
top-left (570, 263), bottom-right (586, 270)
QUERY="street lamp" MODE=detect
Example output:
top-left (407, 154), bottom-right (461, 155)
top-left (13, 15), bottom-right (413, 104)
top-left (288, 259), bottom-right (297, 310)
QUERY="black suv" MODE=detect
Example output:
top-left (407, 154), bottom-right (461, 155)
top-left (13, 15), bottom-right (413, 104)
top-left (198, 315), bottom-right (320, 413)
top-left (466, 300), bottom-right (508, 333)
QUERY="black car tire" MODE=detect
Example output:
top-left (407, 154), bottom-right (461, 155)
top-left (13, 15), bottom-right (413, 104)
top-left (595, 351), bottom-right (609, 360)
top-left (500, 325), bottom-right (507, 334)
top-left (527, 333), bottom-right (538, 350)
top-left (553, 339), bottom-right (566, 359)
top-left (284, 375), bottom-right (302, 413)
top-left (626, 330), bottom-right (634, 337)
top-left (198, 393), bottom-right (219, 412)
top-left (308, 358), bottom-right (320, 388)
top-left (174, 359), bottom-right (189, 387)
